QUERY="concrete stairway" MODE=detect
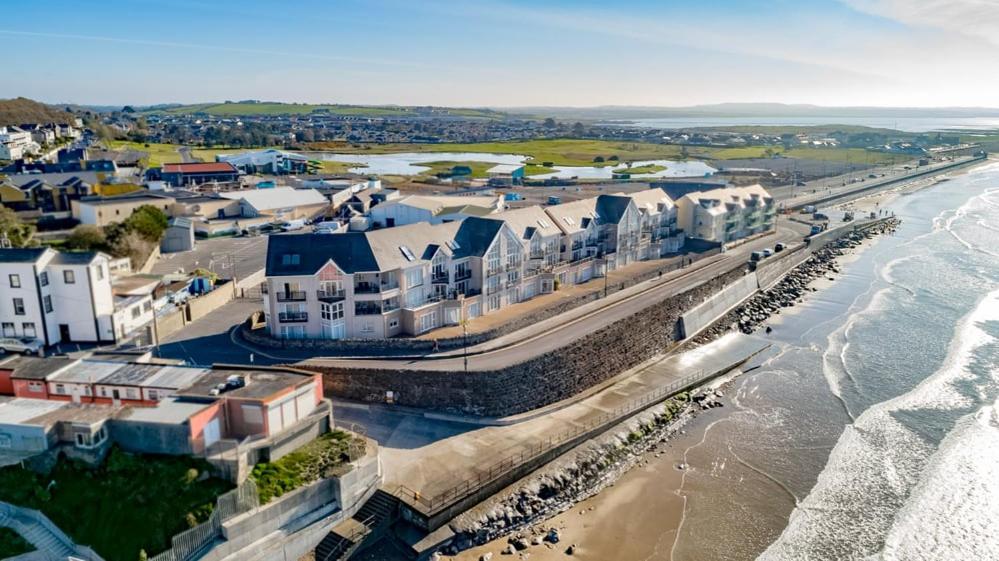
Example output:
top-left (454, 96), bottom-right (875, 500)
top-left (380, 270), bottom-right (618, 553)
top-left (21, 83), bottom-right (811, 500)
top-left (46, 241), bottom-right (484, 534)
top-left (314, 490), bottom-right (401, 561)
top-left (0, 504), bottom-right (80, 561)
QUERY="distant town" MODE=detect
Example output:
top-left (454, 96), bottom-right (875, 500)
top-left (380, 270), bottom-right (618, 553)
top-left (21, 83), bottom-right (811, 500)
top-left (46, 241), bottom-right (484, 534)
top-left (0, 96), bottom-right (990, 561)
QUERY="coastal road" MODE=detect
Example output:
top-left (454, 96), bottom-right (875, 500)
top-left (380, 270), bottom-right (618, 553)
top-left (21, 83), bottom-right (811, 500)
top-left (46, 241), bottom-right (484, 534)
top-left (296, 223), bottom-right (803, 371)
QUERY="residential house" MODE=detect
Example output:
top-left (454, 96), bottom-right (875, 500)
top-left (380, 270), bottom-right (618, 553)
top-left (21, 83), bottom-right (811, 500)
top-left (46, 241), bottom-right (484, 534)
top-left (217, 149), bottom-right (310, 175)
top-left (674, 184), bottom-right (776, 243)
top-left (367, 194), bottom-right (504, 228)
top-left (615, 189), bottom-right (685, 256)
top-left (0, 126), bottom-right (39, 160)
top-left (159, 162), bottom-right (240, 187)
top-left (0, 248), bottom-right (154, 346)
top-left (2, 172), bottom-right (99, 213)
top-left (486, 164), bottom-right (525, 186)
top-left (72, 192), bottom-right (176, 226)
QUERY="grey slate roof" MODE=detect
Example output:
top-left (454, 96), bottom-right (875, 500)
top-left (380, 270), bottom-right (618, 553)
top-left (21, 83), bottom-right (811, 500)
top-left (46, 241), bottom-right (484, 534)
top-left (595, 195), bottom-right (634, 225)
top-left (452, 217), bottom-right (504, 259)
top-left (0, 248), bottom-right (49, 264)
top-left (49, 251), bottom-right (104, 265)
top-left (266, 232), bottom-right (378, 276)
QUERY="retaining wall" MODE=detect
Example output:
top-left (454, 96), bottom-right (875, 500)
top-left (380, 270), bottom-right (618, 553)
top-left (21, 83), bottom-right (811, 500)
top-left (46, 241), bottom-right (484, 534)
top-left (679, 272), bottom-right (759, 338)
top-left (305, 266), bottom-right (746, 417)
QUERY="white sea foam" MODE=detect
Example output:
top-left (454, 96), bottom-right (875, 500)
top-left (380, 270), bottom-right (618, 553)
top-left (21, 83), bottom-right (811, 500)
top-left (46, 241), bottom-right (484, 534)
top-left (758, 288), bottom-right (999, 561)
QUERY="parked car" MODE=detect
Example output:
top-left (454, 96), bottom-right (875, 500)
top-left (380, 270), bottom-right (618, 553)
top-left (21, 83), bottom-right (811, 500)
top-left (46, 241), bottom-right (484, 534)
top-left (279, 219), bottom-right (306, 232)
top-left (750, 251), bottom-right (764, 262)
top-left (0, 337), bottom-right (44, 356)
top-left (774, 243), bottom-right (785, 252)
top-left (763, 248), bottom-right (774, 257)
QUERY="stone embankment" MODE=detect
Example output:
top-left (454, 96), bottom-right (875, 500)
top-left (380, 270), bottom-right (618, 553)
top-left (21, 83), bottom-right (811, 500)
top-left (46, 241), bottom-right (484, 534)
top-left (691, 218), bottom-right (901, 345)
top-left (437, 388), bottom-right (726, 557)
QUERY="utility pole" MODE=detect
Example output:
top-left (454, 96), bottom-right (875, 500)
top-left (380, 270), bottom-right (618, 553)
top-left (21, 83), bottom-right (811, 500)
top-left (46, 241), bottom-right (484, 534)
top-left (462, 318), bottom-right (469, 374)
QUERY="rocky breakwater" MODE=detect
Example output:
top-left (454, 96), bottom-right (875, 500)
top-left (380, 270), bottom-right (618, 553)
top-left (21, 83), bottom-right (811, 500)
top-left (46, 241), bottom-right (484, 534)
top-left (692, 218), bottom-right (900, 345)
top-left (434, 390), bottom-right (723, 558)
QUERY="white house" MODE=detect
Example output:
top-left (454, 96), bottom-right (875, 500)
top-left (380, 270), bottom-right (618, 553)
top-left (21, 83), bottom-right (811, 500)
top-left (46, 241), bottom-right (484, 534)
top-left (675, 184), bottom-right (777, 243)
top-left (0, 127), bottom-right (39, 160)
top-left (367, 194), bottom-right (504, 228)
top-left (0, 248), bottom-right (154, 347)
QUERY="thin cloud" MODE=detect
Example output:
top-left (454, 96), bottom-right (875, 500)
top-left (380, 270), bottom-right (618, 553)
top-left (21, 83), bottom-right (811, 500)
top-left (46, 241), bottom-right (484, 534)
top-left (0, 29), bottom-right (420, 69)
top-left (841, 0), bottom-right (999, 45)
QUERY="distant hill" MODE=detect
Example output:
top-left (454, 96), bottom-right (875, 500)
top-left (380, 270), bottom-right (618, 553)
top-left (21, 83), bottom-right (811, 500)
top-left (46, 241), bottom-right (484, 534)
top-left (508, 103), bottom-right (999, 121)
top-left (0, 97), bottom-right (76, 126)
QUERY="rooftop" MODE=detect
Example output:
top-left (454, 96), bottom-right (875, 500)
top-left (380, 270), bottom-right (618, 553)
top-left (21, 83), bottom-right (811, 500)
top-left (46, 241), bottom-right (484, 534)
top-left (161, 162), bottom-right (238, 174)
top-left (218, 186), bottom-right (327, 211)
top-left (178, 367), bottom-right (315, 402)
top-left (4, 356), bottom-right (75, 380)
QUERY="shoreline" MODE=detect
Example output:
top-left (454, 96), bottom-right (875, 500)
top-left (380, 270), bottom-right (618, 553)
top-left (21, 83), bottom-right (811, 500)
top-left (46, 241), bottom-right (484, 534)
top-left (445, 219), bottom-right (902, 561)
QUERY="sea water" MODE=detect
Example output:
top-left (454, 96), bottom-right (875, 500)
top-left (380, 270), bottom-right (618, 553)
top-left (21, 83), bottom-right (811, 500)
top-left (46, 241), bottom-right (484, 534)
top-left (671, 162), bottom-right (999, 560)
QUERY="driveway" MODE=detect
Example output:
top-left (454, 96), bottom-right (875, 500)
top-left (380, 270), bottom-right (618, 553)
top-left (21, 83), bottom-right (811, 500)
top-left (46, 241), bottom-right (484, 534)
top-left (155, 299), bottom-right (264, 366)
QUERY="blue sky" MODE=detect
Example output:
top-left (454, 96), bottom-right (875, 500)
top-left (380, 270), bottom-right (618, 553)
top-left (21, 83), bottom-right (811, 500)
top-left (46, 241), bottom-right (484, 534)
top-left (3, 0), bottom-right (997, 107)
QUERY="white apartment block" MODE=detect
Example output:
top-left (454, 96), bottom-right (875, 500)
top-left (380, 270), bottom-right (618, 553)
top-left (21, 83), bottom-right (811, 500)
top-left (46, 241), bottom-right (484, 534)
top-left (262, 187), bottom-right (704, 340)
top-left (0, 126), bottom-right (40, 161)
top-left (674, 184), bottom-right (777, 243)
top-left (0, 248), bottom-right (154, 347)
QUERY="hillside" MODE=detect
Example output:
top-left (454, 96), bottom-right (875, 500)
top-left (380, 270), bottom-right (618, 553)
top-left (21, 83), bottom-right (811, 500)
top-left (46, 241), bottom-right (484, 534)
top-left (0, 97), bottom-right (76, 126)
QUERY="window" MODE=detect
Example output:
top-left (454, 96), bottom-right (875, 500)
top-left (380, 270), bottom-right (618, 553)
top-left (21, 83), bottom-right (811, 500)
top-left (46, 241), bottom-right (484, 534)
top-left (1, 323), bottom-right (13, 337)
top-left (405, 268), bottom-right (423, 289)
top-left (39, 272), bottom-right (48, 286)
top-left (0, 434), bottom-right (11, 449)
top-left (54, 384), bottom-right (66, 395)
top-left (22, 323), bottom-right (35, 338)
top-left (95, 264), bottom-right (104, 281)
top-left (419, 312), bottom-right (438, 334)
top-left (131, 306), bottom-right (141, 319)
top-left (27, 382), bottom-right (43, 393)
top-left (64, 270), bottom-right (75, 284)
top-left (43, 295), bottom-right (53, 313)
top-left (125, 388), bottom-right (139, 400)
top-left (281, 254), bottom-right (300, 266)
top-left (360, 323), bottom-right (375, 334)
top-left (389, 319), bottom-right (399, 329)
top-left (320, 302), bottom-right (344, 321)
top-left (12, 298), bottom-right (25, 316)
top-left (148, 389), bottom-right (159, 401)
top-left (8, 274), bottom-right (20, 288)
top-left (143, 301), bottom-right (152, 312)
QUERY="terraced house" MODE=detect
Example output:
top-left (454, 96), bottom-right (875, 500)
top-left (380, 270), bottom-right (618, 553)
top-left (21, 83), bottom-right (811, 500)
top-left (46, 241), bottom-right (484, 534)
top-left (262, 186), bottom-right (763, 340)
top-left (674, 184), bottom-right (777, 243)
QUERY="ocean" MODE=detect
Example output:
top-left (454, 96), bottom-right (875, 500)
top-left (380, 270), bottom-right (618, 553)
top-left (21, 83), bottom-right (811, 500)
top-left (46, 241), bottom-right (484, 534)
top-left (671, 162), bottom-right (999, 560)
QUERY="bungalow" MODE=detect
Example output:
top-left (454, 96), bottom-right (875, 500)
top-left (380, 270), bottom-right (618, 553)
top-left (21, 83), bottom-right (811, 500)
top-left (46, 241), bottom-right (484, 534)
top-left (160, 162), bottom-right (240, 187)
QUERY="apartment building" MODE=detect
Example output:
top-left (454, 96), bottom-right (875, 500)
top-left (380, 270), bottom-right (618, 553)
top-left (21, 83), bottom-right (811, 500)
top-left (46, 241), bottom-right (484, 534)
top-left (0, 126), bottom-right (39, 160)
top-left (674, 184), bottom-right (776, 243)
top-left (0, 248), bottom-right (154, 346)
top-left (261, 186), bottom-right (770, 340)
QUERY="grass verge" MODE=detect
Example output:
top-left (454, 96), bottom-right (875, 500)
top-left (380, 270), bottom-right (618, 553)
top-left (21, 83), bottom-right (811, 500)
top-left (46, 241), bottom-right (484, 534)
top-left (0, 447), bottom-right (232, 561)
top-left (250, 430), bottom-right (363, 504)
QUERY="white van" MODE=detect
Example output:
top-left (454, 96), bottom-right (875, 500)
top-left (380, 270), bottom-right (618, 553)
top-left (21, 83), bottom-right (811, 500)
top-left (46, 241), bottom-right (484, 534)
top-left (279, 219), bottom-right (306, 232)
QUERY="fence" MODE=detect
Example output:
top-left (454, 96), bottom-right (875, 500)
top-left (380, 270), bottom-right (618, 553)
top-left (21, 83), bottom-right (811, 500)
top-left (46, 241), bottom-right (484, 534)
top-left (394, 365), bottom-right (726, 515)
top-left (0, 501), bottom-right (105, 561)
top-left (149, 480), bottom-right (260, 561)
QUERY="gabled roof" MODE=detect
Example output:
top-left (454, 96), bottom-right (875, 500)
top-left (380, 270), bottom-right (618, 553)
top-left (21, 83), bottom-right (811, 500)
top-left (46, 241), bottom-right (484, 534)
top-left (219, 187), bottom-right (327, 211)
top-left (0, 247), bottom-right (50, 264)
top-left (595, 194), bottom-right (634, 225)
top-left (452, 217), bottom-right (505, 259)
top-left (266, 232), bottom-right (378, 276)
top-left (494, 205), bottom-right (559, 240)
top-left (544, 197), bottom-right (599, 235)
top-left (617, 188), bottom-right (674, 214)
top-left (162, 162), bottom-right (238, 174)
top-left (49, 251), bottom-right (107, 266)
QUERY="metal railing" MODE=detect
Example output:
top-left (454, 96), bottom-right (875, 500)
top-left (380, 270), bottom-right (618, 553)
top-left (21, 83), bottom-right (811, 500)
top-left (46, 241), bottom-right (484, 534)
top-left (317, 289), bottom-right (346, 301)
top-left (276, 290), bottom-right (307, 302)
top-left (432, 272), bottom-right (449, 284)
top-left (149, 480), bottom-right (259, 561)
top-left (278, 311), bottom-right (308, 322)
top-left (353, 284), bottom-right (381, 294)
top-left (394, 368), bottom-right (715, 515)
top-left (454, 269), bottom-right (472, 281)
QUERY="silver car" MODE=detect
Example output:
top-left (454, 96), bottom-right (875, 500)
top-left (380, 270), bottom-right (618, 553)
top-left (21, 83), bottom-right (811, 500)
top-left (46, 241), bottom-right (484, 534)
top-left (0, 337), bottom-right (45, 356)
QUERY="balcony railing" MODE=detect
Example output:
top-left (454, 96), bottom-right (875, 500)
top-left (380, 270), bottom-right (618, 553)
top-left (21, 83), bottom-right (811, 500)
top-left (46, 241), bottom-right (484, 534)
top-left (275, 290), bottom-right (307, 302)
top-left (317, 289), bottom-right (345, 301)
top-left (485, 284), bottom-right (502, 295)
top-left (454, 269), bottom-right (472, 281)
top-left (486, 266), bottom-right (503, 277)
top-left (354, 304), bottom-right (382, 316)
top-left (432, 272), bottom-right (449, 284)
top-left (353, 283), bottom-right (381, 294)
top-left (278, 311), bottom-right (308, 322)
top-left (505, 262), bottom-right (521, 272)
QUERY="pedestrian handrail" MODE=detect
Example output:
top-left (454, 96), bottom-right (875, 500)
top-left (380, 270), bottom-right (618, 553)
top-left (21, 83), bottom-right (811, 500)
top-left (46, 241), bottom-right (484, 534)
top-left (394, 367), bottom-right (715, 514)
top-left (148, 479), bottom-right (259, 561)
top-left (0, 501), bottom-right (105, 561)
top-left (318, 514), bottom-right (376, 561)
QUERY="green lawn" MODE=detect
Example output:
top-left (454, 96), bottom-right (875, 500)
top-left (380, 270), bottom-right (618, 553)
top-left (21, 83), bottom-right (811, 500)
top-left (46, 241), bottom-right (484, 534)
top-left (0, 527), bottom-right (34, 558)
top-left (612, 164), bottom-right (667, 175)
top-left (0, 448), bottom-right (233, 561)
top-left (106, 140), bottom-right (184, 167)
top-left (416, 160), bottom-right (500, 179)
top-left (707, 145), bottom-right (909, 165)
top-left (250, 431), bottom-right (361, 504)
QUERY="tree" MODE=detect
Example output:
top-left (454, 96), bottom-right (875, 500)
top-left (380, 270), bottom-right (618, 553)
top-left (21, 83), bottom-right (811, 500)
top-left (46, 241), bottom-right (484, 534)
top-left (125, 205), bottom-right (169, 242)
top-left (0, 207), bottom-right (35, 247)
top-left (65, 225), bottom-right (108, 251)
top-left (571, 122), bottom-right (585, 136)
top-left (543, 117), bottom-right (557, 129)
top-left (592, 155), bottom-right (605, 163)
top-left (112, 229), bottom-right (155, 269)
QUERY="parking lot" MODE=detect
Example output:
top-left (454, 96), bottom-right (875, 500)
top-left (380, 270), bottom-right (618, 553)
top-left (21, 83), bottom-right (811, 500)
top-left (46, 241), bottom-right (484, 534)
top-left (150, 235), bottom-right (269, 280)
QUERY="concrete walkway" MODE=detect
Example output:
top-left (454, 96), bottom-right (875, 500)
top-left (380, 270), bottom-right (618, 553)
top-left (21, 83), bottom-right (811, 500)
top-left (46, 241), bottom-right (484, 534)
top-left (0, 502), bottom-right (99, 561)
top-left (333, 333), bottom-right (770, 501)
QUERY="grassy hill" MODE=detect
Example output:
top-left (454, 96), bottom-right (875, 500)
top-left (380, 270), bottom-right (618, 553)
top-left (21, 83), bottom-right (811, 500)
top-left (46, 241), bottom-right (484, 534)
top-left (148, 101), bottom-right (504, 119)
top-left (0, 97), bottom-right (76, 126)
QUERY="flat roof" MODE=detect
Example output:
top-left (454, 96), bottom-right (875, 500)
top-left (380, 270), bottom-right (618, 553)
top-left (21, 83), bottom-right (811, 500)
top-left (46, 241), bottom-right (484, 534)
top-left (116, 396), bottom-right (211, 424)
top-left (178, 368), bottom-right (313, 401)
top-left (139, 365), bottom-right (210, 389)
top-left (5, 356), bottom-right (76, 380)
top-left (49, 361), bottom-right (126, 384)
top-left (0, 396), bottom-right (66, 426)
top-left (162, 162), bottom-right (238, 174)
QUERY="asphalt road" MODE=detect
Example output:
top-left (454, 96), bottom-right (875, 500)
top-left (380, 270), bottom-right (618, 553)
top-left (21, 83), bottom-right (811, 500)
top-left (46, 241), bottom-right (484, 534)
top-left (151, 235), bottom-right (269, 279)
top-left (296, 222), bottom-right (803, 371)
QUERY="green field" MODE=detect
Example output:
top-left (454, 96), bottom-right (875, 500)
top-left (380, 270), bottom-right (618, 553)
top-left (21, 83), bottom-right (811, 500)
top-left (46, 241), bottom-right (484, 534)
top-left (107, 140), bottom-right (184, 167)
top-left (250, 431), bottom-right (359, 504)
top-left (152, 102), bottom-right (502, 120)
top-left (0, 448), bottom-right (232, 561)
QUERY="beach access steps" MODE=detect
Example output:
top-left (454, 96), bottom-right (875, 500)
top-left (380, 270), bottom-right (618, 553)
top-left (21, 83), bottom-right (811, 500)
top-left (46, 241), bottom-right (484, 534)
top-left (0, 501), bottom-right (103, 561)
top-left (315, 489), bottom-right (401, 561)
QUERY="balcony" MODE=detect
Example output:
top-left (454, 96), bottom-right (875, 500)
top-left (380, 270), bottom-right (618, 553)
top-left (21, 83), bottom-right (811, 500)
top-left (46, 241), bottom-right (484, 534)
top-left (486, 266), bottom-right (503, 277)
top-left (278, 311), bottom-right (308, 323)
top-left (353, 283), bottom-right (381, 294)
top-left (354, 303), bottom-right (383, 316)
top-left (317, 289), bottom-right (345, 302)
top-left (505, 261), bottom-right (521, 272)
top-left (485, 284), bottom-right (503, 295)
top-left (432, 272), bottom-right (449, 284)
top-left (275, 290), bottom-right (307, 302)
top-left (454, 269), bottom-right (472, 281)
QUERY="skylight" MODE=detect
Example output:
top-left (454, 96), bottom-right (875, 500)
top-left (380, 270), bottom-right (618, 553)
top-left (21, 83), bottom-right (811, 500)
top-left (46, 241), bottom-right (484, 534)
top-left (399, 245), bottom-right (416, 261)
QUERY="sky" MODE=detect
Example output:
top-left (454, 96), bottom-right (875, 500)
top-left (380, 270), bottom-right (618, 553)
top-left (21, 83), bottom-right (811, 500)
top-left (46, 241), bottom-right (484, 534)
top-left (3, 0), bottom-right (999, 108)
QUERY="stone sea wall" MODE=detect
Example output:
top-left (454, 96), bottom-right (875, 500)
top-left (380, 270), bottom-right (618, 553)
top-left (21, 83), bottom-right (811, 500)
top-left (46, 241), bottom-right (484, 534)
top-left (303, 266), bottom-right (745, 417)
